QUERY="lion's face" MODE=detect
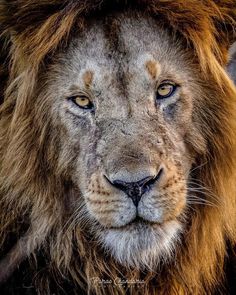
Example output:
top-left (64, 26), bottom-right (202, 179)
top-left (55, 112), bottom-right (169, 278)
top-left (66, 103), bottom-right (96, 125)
top-left (44, 14), bottom-right (206, 269)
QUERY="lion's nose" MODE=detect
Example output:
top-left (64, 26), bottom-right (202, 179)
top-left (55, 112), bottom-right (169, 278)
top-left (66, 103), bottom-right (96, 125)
top-left (107, 168), bottom-right (163, 206)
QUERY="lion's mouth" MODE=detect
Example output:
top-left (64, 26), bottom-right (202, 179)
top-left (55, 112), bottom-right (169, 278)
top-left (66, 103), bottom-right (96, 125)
top-left (109, 216), bottom-right (162, 230)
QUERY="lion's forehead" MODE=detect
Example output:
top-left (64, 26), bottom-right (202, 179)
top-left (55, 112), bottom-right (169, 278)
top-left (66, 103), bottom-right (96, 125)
top-left (55, 14), bottom-right (192, 95)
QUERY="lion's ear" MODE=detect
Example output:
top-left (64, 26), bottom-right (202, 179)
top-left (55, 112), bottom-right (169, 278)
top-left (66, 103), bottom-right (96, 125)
top-left (227, 43), bottom-right (236, 84)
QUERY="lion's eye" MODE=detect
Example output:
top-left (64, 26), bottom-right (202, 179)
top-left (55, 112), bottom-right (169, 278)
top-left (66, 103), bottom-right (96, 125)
top-left (70, 95), bottom-right (94, 110)
top-left (156, 83), bottom-right (177, 99)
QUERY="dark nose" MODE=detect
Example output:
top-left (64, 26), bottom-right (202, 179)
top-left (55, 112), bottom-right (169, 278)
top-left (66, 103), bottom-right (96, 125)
top-left (107, 169), bottom-right (163, 206)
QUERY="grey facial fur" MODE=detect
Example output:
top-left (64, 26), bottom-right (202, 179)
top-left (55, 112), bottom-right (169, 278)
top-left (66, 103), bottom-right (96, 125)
top-left (228, 42), bottom-right (236, 84)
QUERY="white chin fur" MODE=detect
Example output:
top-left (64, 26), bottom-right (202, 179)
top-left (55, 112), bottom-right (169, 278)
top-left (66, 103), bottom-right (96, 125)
top-left (98, 220), bottom-right (183, 270)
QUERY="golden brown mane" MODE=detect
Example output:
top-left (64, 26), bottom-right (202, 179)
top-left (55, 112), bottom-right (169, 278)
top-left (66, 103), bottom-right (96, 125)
top-left (0, 1), bottom-right (236, 294)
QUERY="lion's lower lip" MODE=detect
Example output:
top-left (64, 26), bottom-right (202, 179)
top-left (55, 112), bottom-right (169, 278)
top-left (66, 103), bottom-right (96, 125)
top-left (129, 216), bottom-right (152, 225)
top-left (109, 216), bottom-right (161, 230)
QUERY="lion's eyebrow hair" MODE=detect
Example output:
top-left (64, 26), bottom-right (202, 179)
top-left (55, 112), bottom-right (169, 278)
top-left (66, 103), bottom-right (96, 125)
top-left (83, 70), bottom-right (94, 87)
top-left (68, 84), bottom-right (80, 92)
top-left (67, 71), bottom-right (94, 92)
top-left (145, 60), bottom-right (160, 80)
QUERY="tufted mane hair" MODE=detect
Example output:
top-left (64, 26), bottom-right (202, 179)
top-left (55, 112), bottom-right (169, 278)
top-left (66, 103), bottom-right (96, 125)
top-left (0, 1), bottom-right (236, 294)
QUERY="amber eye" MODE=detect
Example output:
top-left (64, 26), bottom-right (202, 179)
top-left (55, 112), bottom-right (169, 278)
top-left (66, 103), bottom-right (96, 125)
top-left (70, 95), bottom-right (94, 110)
top-left (156, 83), bottom-right (177, 99)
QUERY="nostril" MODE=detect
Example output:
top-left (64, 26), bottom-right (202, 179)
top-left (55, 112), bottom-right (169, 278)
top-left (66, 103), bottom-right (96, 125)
top-left (156, 167), bottom-right (164, 180)
top-left (111, 179), bottom-right (128, 192)
top-left (142, 167), bottom-right (164, 189)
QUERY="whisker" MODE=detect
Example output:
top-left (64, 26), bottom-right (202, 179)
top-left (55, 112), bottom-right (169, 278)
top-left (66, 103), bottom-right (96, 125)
top-left (187, 201), bottom-right (216, 207)
top-left (187, 194), bottom-right (218, 207)
top-left (51, 201), bottom-right (87, 251)
top-left (187, 188), bottom-right (221, 205)
top-left (189, 161), bottom-right (208, 174)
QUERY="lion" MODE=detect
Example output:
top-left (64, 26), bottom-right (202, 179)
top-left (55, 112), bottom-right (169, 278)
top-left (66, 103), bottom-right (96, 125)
top-left (0, 0), bottom-right (236, 294)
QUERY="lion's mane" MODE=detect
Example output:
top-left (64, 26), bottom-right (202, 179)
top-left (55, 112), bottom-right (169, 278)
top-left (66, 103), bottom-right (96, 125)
top-left (0, 1), bottom-right (236, 294)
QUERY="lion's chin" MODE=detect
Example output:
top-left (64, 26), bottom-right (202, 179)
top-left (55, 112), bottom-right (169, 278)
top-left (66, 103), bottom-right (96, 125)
top-left (97, 220), bottom-right (183, 270)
